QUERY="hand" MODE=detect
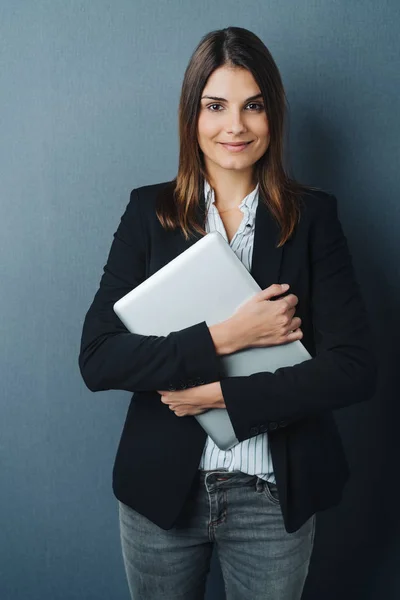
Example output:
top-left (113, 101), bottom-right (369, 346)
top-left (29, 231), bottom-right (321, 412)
top-left (157, 382), bottom-right (225, 417)
top-left (227, 283), bottom-right (303, 350)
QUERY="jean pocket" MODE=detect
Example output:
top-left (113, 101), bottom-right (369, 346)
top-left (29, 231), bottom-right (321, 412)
top-left (263, 481), bottom-right (280, 504)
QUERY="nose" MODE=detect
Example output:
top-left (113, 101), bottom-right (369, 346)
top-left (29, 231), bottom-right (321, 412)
top-left (226, 108), bottom-right (247, 135)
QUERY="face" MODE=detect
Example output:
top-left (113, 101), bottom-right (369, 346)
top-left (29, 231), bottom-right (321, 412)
top-left (197, 65), bottom-right (270, 179)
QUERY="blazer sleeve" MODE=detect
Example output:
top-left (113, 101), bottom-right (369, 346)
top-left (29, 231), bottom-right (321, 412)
top-left (220, 193), bottom-right (379, 442)
top-left (78, 188), bottom-right (221, 393)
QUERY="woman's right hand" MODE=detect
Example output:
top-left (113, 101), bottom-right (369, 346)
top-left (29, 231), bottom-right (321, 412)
top-left (227, 283), bottom-right (303, 350)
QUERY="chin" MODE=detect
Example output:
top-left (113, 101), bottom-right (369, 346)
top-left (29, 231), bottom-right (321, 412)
top-left (220, 164), bottom-right (252, 173)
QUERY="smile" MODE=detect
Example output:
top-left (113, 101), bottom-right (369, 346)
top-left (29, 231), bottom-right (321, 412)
top-left (219, 141), bottom-right (253, 152)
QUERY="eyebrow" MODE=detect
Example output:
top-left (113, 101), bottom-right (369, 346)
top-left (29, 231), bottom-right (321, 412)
top-left (201, 93), bottom-right (264, 103)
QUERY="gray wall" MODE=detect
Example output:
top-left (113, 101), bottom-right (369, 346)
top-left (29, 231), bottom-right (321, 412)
top-left (1, 2), bottom-right (399, 599)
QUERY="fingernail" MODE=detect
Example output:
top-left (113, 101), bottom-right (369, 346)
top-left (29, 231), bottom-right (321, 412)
top-left (281, 283), bottom-right (289, 290)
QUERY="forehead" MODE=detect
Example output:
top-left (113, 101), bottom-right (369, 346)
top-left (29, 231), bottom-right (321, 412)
top-left (202, 66), bottom-right (260, 96)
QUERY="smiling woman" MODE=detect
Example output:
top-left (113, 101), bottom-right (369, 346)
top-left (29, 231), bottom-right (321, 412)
top-left (78, 24), bottom-right (377, 600)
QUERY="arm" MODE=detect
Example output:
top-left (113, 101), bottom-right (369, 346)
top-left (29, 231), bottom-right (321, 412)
top-left (78, 188), bottom-right (223, 393)
top-left (220, 194), bottom-right (379, 442)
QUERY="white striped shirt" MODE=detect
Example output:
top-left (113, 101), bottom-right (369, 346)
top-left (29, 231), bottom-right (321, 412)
top-left (198, 178), bottom-right (276, 484)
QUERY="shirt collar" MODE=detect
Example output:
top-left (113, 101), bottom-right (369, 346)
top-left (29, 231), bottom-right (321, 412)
top-left (203, 178), bottom-right (259, 220)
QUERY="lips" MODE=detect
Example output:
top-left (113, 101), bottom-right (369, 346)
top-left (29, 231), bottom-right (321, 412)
top-left (220, 142), bottom-right (252, 146)
top-left (219, 141), bottom-right (253, 152)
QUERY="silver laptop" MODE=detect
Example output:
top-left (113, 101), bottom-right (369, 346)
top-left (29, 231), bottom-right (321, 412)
top-left (113, 231), bottom-right (311, 450)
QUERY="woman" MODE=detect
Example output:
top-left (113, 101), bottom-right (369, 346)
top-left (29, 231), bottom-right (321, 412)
top-left (79, 26), bottom-right (377, 600)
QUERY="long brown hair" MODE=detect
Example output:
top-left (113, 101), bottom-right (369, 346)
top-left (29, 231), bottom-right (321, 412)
top-left (156, 26), bottom-right (319, 247)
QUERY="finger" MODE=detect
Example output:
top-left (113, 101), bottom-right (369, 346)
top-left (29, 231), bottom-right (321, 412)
top-left (279, 294), bottom-right (298, 308)
top-left (287, 328), bottom-right (303, 340)
top-left (258, 283), bottom-right (290, 302)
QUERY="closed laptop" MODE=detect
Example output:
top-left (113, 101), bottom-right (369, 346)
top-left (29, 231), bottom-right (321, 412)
top-left (113, 231), bottom-right (311, 450)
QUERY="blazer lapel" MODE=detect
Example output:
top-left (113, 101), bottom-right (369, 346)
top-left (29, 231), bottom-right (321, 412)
top-left (250, 189), bottom-right (284, 289)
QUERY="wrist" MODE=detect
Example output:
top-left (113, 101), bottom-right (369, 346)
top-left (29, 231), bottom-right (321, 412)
top-left (208, 382), bottom-right (226, 408)
top-left (209, 319), bottom-right (240, 355)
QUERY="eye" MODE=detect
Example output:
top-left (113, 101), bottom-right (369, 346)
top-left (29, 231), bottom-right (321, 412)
top-left (206, 102), bottom-right (264, 112)
top-left (247, 103), bottom-right (264, 111)
top-left (207, 103), bottom-right (223, 112)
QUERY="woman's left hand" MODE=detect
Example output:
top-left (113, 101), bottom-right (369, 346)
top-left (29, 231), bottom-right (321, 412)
top-left (157, 382), bottom-right (226, 417)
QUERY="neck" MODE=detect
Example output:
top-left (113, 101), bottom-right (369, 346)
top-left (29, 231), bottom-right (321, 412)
top-left (205, 169), bottom-right (257, 211)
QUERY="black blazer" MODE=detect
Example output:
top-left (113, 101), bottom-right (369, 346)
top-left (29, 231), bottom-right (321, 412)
top-left (78, 180), bottom-right (378, 533)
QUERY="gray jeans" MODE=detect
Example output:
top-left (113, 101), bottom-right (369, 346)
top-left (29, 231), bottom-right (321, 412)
top-left (118, 469), bottom-right (316, 600)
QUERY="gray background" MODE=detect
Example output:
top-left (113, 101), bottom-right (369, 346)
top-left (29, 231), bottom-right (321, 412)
top-left (1, 1), bottom-right (399, 599)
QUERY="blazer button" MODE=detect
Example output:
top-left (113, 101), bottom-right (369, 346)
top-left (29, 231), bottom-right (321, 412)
top-left (250, 426), bottom-right (259, 435)
top-left (259, 424), bottom-right (268, 433)
top-left (167, 384), bottom-right (176, 391)
top-left (268, 422), bottom-right (278, 431)
top-left (279, 420), bottom-right (288, 428)
top-left (199, 379), bottom-right (205, 385)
